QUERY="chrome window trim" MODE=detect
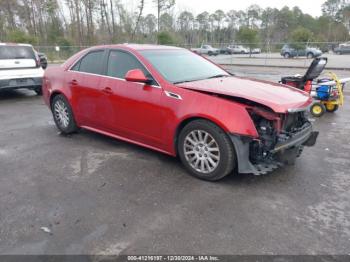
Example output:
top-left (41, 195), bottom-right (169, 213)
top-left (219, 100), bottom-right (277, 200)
top-left (66, 70), bottom-right (161, 89)
top-left (68, 48), bottom-right (161, 89)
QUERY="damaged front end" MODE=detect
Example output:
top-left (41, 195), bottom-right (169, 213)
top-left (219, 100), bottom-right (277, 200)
top-left (230, 106), bottom-right (319, 175)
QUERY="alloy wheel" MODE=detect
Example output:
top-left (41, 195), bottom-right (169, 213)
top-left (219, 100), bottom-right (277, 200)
top-left (183, 130), bottom-right (220, 174)
top-left (54, 100), bottom-right (70, 128)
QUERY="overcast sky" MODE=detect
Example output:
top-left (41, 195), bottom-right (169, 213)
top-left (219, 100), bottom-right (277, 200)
top-left (125, 0), bottom-right (326, 17)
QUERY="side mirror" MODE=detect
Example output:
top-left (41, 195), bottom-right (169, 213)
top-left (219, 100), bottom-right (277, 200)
top-left (125, 69), bottom-right (152, 84)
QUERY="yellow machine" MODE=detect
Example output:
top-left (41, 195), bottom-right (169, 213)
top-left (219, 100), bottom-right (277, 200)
top-left (310, 72), bottom-right (347, 117)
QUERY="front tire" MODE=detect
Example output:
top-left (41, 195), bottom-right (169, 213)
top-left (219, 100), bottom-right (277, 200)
top-left (51, 94), bottom-right (78, 134)
top-left (178, 120), bottom-right (235, 181)
top-left (284, 53), bottom-right (290, 58)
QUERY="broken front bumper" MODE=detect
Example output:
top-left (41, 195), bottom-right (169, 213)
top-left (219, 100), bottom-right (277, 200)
top-left (230, 125), bottom-right (319, 176)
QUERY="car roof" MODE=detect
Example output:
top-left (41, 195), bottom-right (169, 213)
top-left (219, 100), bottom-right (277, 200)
top-left (0, 43), bottom-right (33, 47)
top-left (91, 43), bottom-right (183, 51)
top-left (62, 44), bottom-right (185, 70)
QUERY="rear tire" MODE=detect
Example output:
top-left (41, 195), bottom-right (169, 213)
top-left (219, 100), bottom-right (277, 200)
top-left (178, 120), bottom-right (235, 181)
top-left (51, 94), bottom-right (78, 134)
top-left (34, 87), bottom-right (42, 95)
top-left (310, 102), bottom-right (326, 117)
top-left (307, 53), bottom-right (314, 59)
top-left (325, 104), bottom-right (339, 113)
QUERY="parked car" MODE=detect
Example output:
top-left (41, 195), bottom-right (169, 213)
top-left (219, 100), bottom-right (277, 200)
top-left (43, 44), bottom-right (318, 181)
top-left (334, 44), bottom-right (350, 55)
top-left (37, 52), bottom-right (48, 69)
top-left (191, 45), bottom-right (219, 56)
top-left (281, 44), bottom-right (322, 58)
top-left (226, 45), bottom-right (249, 54)
top-left (251, 48), bottom-right (261, 54)
top-left (219, 47), bottom-right (230, 54)
top-left (0, 43), bottom-right (43, 95)
top-left (339, 41), bottom-right (350, 47)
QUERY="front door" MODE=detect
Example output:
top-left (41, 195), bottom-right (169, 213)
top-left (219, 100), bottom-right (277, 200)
top-left (99, 49), bottom-right (164, 148)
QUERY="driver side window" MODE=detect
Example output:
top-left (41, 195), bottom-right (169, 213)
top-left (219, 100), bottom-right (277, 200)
top-left (106, 50), bottom-right (156, 85)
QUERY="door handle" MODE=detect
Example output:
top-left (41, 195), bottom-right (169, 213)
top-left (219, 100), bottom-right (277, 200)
top-left (102, 86), bottom-right (113, 94)
top-left (69, 79), bottom-right (78, 86)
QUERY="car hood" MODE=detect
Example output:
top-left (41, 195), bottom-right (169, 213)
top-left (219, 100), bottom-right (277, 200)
top-left (176, 76), bottom-right (312, 113)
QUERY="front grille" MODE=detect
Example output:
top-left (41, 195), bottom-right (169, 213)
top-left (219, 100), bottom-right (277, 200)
top-left (282, 111), bottom-right (309, 133)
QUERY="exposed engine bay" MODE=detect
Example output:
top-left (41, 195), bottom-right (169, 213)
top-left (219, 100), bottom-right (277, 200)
top-left (183, 89), bottom-right (319, 175)
top-left (230, 105), bottom-right (318, 175)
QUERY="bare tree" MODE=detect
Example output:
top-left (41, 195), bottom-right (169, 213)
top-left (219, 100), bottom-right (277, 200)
top-left (153, 0), bottom-right (175, 32)
top-left (131, 0), bottom-right (144, 41)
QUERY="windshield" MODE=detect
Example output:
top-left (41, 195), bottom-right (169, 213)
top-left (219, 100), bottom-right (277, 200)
top-left (140, 49), bottom-right (228, 84)
top-left (0, 46), bottom-right (35, 60)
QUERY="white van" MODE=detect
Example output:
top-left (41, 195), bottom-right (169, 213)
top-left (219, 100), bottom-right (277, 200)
top-left (0, 43), bottom-right (44, 95)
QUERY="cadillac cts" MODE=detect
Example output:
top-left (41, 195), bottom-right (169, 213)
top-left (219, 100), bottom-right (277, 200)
top-left (42, 44), bottom-right (318, 181)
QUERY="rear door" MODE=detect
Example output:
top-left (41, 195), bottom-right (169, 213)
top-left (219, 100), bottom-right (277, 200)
top-left (66, 49), bottom-right (107, 128)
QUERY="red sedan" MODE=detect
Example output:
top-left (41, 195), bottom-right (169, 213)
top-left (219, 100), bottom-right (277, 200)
top-left (42, 44), bottom-right (318, 181)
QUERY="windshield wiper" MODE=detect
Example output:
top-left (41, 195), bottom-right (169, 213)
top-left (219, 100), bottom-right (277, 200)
top-left (173, 80), bottom-right (196, 84)
top-left (174, 74), bottom-right (230, 84)
top-left (207, 74), bottom-right (230, 79)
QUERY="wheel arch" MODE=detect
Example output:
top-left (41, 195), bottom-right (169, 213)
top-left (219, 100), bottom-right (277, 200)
top-left (173, 116), bottom-right (232, 156)
top-left (49, 90), bottom-right (68, 108)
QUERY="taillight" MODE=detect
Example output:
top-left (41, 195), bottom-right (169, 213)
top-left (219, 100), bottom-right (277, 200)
top-left (34, 52), bottom-right (41, 67)
top-left (36, 57), bottom-right (41, 67)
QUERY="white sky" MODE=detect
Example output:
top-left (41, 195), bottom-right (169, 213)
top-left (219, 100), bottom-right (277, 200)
top-left (123, 0), bottom-right (325, 17)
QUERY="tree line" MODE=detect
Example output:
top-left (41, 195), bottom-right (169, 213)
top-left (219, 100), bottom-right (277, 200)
top-left (0, 0), bottom-right (349, 48)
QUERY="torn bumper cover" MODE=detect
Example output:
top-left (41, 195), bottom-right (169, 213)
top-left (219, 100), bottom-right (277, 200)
top-left (230, 125), bottom-right (319, 175)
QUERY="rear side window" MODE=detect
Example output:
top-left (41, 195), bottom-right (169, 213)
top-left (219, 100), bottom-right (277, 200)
top-left (0, 46), bottom-right (35, 60)
top-left (73, 50), bottom-right (104, 75)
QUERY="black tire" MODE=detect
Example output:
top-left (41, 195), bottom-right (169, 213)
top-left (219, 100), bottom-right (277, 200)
top-left (284, 53), bottom-right (290, 58)
top-left (307, 52), bottom-right (314, 59)
top-left (51, 94), bottom-right (78, 134)
top-left (208, 51), bottom-right (213, 56)
top-left (325, 104), bottom-right (339, 113)
top-left (178, 119), bottom-right (236, 181)
top-left (34, 87), bottom-right (42, 95)
top-left (310, 102), bottom-right (326, 117)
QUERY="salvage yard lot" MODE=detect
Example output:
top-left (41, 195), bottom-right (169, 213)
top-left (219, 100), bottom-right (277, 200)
top-left (209, 52), bottom-right (350, 70)
top-left (0, 66), bottom-right (350, 255)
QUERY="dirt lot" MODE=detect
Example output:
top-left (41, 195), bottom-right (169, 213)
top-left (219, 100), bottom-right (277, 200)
top-left (0, 66), bottom-right (350, 255)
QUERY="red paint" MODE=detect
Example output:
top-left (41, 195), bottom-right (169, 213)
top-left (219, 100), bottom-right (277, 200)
top-left (125, 69), bottom-right (150, 83)
top-left (43, 44), bottom-right (313, 156)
